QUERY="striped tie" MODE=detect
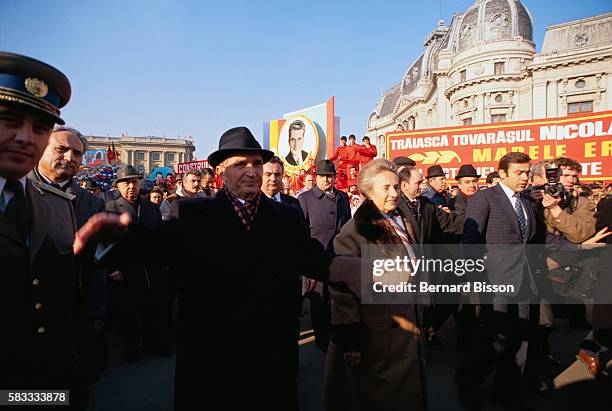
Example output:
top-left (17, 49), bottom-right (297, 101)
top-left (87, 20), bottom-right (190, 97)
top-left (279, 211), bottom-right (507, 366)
top-left (386, 212), bottom-right (412, 249)
top-left (514, 192), bottom-right (526, 242)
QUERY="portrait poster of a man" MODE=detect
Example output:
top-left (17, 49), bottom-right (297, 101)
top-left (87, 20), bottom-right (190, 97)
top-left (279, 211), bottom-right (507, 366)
top-left (285, 119), bottom-right (309, 166)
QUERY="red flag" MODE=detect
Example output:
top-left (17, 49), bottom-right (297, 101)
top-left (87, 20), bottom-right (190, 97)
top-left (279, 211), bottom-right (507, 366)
top-left (111, 143), bottom-right (118, 163)
top-left (106, 145), bottom-right (114, 163)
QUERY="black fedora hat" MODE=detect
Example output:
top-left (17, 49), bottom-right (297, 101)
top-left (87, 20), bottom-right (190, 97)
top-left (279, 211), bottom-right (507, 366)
top-left (0, 52), bottom-right (71, 125)
top-left (115, 164), bottom-right (143, 183)
top-left (426, 165), bottom-right (446, 178)
top-left (316, 159), bottom-right (336, 176)
top-left (456, 164), bottom-right (481, 179)
top-left (208, 127), bottom-right (274, 168)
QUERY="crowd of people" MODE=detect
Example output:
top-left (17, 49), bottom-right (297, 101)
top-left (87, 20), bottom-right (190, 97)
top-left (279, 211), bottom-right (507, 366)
top-left (2, 52), bottom-right (612, 411)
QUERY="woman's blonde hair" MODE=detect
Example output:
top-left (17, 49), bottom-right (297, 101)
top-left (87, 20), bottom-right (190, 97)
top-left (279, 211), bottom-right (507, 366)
top-left (358, 158), bottom-right (398, 197)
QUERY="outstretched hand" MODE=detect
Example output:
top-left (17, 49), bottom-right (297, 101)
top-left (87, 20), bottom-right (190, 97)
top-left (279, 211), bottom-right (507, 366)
top-left (73, 212), bottom-right (132, 254)
top-left (581, 227), bottom-right (611, 248)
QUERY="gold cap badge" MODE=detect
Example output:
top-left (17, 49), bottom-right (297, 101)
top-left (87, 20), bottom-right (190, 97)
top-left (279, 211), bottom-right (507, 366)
top-left (24, 77), bottom-right (49, 98)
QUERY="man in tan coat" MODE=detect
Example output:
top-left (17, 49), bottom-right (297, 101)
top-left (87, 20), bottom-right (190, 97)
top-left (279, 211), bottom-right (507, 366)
top-left (542, 157), bottom-right (595, 243)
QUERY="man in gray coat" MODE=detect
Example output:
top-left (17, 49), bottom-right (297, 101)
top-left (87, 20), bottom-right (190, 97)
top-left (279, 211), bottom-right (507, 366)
top-left (298, 159), bottom-right (351, 351)
top-left (31, 126), bottom-right (108, 376)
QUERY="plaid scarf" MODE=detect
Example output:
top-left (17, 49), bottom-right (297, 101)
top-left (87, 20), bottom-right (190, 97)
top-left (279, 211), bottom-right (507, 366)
top-left (224, 187), bottom-right (261, 231)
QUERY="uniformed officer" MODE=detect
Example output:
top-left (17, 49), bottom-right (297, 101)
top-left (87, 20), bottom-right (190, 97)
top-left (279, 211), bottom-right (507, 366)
top-left (0, 52), bottom-right (89, 409)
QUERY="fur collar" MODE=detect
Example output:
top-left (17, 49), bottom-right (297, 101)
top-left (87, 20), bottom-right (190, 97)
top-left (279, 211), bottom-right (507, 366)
top-left (353, 199), bottom-right (404, 246)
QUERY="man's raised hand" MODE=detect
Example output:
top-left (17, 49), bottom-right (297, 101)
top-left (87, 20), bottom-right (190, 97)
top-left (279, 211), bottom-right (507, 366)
top-left (73, 212), bottom-right (132, 254)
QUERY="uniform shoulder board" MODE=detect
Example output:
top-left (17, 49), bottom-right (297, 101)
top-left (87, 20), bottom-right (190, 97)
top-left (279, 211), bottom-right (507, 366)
top-left (31, 179), bottom-right (76, 201)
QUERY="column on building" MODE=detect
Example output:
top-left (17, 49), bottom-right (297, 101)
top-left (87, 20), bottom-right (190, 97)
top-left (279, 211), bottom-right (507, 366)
top-left (436, 76), bottom-right (449, 127)
top-left (606, 73), bottom-right (612, 110)
top-left (532, 80), bottom-right (548, 119)
top-left (547, 79), bottom-right (559, 118)
top-left (477, 94), bottom-right (485, 123)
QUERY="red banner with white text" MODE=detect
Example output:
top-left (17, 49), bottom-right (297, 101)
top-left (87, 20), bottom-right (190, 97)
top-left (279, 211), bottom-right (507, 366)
top-left (386, 111), bottom-right (612, 182)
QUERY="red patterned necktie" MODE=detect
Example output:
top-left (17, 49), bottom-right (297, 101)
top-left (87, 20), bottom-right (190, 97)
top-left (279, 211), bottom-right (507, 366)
top-left (225, 188), bottom-right (260, 231)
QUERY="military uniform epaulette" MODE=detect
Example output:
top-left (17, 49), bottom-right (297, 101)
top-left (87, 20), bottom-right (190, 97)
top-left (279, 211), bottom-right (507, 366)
top-left (30, 179), bottom-right (76, 201)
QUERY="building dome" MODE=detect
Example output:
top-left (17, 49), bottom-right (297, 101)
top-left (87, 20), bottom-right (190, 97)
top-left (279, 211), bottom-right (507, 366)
top-left (458, 0), bottom-right (533, 51)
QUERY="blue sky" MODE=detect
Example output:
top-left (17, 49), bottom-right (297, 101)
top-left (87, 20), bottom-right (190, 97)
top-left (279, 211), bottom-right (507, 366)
top-left (1, 0), bottom-right (610, 159)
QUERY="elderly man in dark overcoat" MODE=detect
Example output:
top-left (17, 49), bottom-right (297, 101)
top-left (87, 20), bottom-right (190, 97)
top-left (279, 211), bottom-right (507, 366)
top-left (74, 126), bottom-right (328, 410)
top-left (104, 164), bottom-right (165, 362)
top-left (0, 52), bottom-right (89, 409)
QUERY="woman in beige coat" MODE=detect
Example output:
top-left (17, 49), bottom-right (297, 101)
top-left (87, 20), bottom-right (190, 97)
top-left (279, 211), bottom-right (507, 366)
top-left (323, 159), bottom-right (427, 411)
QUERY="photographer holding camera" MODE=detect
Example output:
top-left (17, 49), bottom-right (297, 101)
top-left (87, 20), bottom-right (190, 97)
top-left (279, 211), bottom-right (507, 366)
top-left (526, 158), bottom-right (598, 387)
top-left (537, 157), bottom-right (596, 244)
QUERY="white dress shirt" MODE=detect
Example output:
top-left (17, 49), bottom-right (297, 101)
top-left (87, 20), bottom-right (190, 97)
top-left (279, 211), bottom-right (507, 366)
top-left (499, 181), bottom-right (528, 224)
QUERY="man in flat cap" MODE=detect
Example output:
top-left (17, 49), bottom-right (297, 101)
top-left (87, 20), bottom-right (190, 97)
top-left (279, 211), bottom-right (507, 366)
top-left (392, 156), bottom-right (416, 173)
top-left (74, 126), bottom-right (328, 410)
top-left (0, 52), bottom-right (89, 408)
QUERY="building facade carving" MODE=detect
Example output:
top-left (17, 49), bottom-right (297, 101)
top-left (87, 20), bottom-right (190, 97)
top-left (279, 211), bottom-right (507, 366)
top-left (367, 0), bottom-right (612, 159)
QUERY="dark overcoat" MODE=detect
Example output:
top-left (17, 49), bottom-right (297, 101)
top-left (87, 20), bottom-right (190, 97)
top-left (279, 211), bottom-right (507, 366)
top-left (0, 179), bottom-right (88, 409)
top-left (280, 192), bottom-right (301, 211)
top-left (66, 181), bottom-right (107, 320)
top-left (105, 196), bottom-right (163, 303)
top-left (323, 199), bottom-right (427, 411)
top-left (593, 196), bottom-right (612, 346)
top-left (102, 189), bottom-right (327, 410)
top-left (396, 194), bottom-right (463, 245)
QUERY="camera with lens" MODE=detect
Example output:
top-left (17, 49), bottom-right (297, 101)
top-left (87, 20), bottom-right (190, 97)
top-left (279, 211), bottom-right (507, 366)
top-left (543, 162), bottom-right (565, 200)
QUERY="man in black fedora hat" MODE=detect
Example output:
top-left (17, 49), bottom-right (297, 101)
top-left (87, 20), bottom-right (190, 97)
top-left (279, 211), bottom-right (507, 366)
top-left (0, 52), bottom-right (90, 409)
top-left (422, 164), bottom-right (449, 207)
top-left (74, 126), bottom-right (328, 409)
top-left (298, 159), bottom-right (351, 352)
top-left (451, 164), bottom-right (481, 218)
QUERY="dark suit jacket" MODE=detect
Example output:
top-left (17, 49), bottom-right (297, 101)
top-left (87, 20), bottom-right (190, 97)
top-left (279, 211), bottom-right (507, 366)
top-left (101, 189), bottom-right (328, 410)
top-left (396, 194), bottom-right (463, 245)
top-left (105, 196), bottom-right (163, 302)
top-left (284, 150), bottom-right (308, 166)
top-left (462, 183), bottom-right (540, 296)
top-left (280, 192), bottom-right (301, 211)
top-left (0, 179), bottom-right (87, 405)
top-left (65, 181), bottom-right (107, 320)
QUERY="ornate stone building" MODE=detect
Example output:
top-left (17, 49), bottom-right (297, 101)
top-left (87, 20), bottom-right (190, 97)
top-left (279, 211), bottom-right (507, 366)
top-left (86, 135), bottom-right (195, 174)
top-left (367, 0), bottom-right (612, 159)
